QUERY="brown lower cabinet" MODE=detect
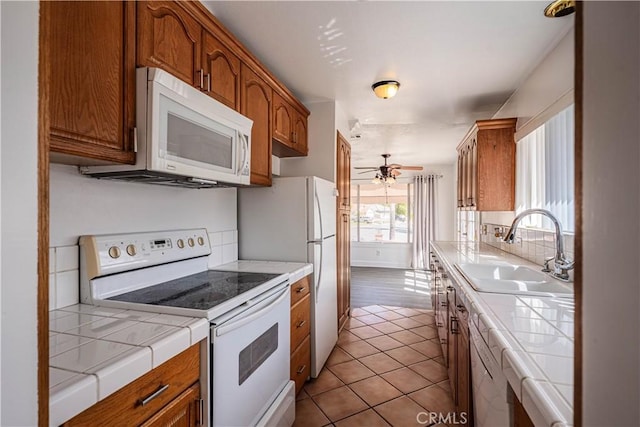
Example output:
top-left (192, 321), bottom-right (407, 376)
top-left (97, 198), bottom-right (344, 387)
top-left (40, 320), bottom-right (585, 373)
top-left (63, 343), bottom-right (203, 427)
top-left (336, 132), bottom-right (351, 331)
top-left (290, 276), bottom-right (311, 394)
top-left (514, 395), bottom-right (535, 427)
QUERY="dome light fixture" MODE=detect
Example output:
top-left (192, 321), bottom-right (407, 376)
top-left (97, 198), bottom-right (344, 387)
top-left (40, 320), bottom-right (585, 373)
top-left (372, 80), bottom-right (400, 99)
top-left (544, 0), bottom-right (575, 17)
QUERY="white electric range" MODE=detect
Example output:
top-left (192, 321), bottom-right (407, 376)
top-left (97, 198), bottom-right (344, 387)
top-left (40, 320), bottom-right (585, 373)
top-left (79, 229), bottom-right (295, 427)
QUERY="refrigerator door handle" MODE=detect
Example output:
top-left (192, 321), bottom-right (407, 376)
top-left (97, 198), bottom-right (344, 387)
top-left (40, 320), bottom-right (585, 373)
top-left (314, 242), bottom-right (323, 302)
top-left (315, 185), bottom-right (324, 240)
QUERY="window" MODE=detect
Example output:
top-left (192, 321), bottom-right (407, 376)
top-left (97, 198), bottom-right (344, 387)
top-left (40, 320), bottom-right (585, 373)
top-left (515, 104), bottom-right (575, 232)
top-left (350, 183), bottom-right (412, 243)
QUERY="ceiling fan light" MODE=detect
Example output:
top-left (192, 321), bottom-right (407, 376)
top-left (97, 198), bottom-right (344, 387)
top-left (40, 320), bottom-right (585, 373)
top-left (372, 80), bottom-right (400, 99)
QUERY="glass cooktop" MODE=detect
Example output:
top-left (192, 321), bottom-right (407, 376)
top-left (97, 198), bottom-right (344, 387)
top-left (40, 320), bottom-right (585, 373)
top-left (108, 270), bottom-right (281, 310)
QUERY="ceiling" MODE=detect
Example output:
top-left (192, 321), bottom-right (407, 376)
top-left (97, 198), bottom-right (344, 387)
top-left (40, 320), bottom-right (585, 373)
top-left (205, 1), bottom-right (574, 173)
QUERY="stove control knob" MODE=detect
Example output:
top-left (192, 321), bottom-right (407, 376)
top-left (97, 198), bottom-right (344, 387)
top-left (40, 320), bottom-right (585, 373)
top-left (197, 237), bottom-right (205, 246)
top-left (177, 239), bottom-right (185, 249)
top-left (126, 244), bottom-right (136, 257)
top-left (188, 238), bottom-right (195, 247)
top-left (108, 246), bottom-right (121, 259)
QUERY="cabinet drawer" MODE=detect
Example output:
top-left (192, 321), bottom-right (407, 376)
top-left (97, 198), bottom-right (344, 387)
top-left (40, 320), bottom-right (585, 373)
top-left (290, 276), bottom-right (310, 307)
top-left (290, 335), bottom-right (311, 395)
top-left (64, 343), bottom-right (201, 427)
top-left (291, 294), bottom-right (311, 351)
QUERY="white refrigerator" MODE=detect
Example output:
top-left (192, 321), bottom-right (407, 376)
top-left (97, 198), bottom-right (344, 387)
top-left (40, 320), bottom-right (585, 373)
top-left (238, 176), bottom-right (338, 377)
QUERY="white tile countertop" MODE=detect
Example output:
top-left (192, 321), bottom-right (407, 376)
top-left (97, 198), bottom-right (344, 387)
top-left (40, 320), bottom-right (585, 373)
top-left (431, 241), bottom-right (574, 427)
top-left (49, 305), bottom-right (208, 426)
top-left (215, 260), bottom-right (313, 283)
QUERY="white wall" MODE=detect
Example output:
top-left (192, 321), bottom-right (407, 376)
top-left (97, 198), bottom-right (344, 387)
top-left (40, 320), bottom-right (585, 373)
top-left (0, 2), bottom-right (39, 425)
top-left (582, 2), bottom-right (640, 424)
top-left (50, 165), bottom-right (237, 246)
top-left (351, 163), bottom-right (455, 269)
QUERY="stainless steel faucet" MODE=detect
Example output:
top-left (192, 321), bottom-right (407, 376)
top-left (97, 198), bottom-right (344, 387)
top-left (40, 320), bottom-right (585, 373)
top-left (503, 208), bottom-right (574, 281)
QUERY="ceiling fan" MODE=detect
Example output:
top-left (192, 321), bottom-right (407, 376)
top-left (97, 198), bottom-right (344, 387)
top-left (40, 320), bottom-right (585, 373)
top-left (355, 154), bottom-right (423, 184)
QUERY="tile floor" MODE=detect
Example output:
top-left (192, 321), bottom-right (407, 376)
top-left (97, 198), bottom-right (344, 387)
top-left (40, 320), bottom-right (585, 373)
top-left (294, 305), bottom-right (455, 427)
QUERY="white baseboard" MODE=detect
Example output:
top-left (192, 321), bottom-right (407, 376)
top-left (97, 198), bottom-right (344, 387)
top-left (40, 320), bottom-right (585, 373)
top-left (351, 261), bottom-right (412, 269)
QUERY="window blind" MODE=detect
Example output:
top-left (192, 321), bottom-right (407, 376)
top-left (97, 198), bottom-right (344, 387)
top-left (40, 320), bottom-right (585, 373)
top-left (515, 104), bottom-right (575, 232)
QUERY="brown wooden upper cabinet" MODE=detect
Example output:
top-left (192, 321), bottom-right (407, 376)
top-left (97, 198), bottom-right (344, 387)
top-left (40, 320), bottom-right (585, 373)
top-left (272, 92), bottom-right (308, 157)
top-left (456, 118), bottom-right (517, 211)
top-left (202, 30), bottom-right (241, 110)
top-left (241, 64), bottom-right (272, 186)
top-left (137, 1), bottom-right (202, 88)
top-left (48, 1), bottom-right (136, 165)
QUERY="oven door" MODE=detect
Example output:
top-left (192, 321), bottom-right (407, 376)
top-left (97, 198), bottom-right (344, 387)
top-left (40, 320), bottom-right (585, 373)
top-left (211, 283), bottom-right (291, 427)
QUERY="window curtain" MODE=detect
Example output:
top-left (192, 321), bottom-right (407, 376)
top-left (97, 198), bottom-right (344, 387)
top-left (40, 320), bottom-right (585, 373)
top-left (515, 104), bottom-right (575, 231)
top-left (412, 175), bottom-right (439, 270)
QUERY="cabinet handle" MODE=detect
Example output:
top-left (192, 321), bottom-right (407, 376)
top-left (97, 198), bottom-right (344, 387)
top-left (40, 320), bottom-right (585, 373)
top-left (138, 384), bottom-right (169, 406)
top-left (447, 286), bottom-right (454, 291)
top-left (456, 304), bottom-right (466, 313)
top-left (197, 69), bottom-right (204, 89)
top-left (297, 365), bottom-right (307, 375)
top-left (205, 73), bottom-right (211, 93)
top-left (450, 317), bottom-right (459, 335)
top-left (196, 398), bottom-right (204, 426)
top-left (297, 320), bottom-right (307, 328)
top-left (440, 301), bottom-right (447, 307)
top-left (296, 286), bottom-right (306, 293)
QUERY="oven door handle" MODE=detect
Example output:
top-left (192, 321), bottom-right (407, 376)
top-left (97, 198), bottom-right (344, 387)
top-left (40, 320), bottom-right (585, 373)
top-left (215, 285), bottom-right (289, 337)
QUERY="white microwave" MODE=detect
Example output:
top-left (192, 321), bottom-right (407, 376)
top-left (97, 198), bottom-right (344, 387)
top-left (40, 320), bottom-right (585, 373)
top-left (82, 67), bottom-right (253, 188)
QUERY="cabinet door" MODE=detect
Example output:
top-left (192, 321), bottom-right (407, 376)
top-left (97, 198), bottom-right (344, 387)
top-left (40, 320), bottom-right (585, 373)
top-left (337, 134), bottom-right (352, 210)
top-left (202, 30), bottom-right (240, 110)
top-left (137, 1), bottom-right (202, 88)
top-left (337, 211), bottom-right (351, 331)
top-left (456, 153), bottom-right (463, 208)
top-left (241, 64), bottom-right (272, 186)
top-left (446, 286), bottom-right (457, 397)
top-left (469, 138), bottom-right (478, 208)
top-left (273, 92), bottom-right (293, 146)
top-left (49, 1), bottom-right (135, 164)
top-left (456, 305), bottom-right (472, 423)
top-left (140, 382), bottom-right (201, 427)
top-left (293, 110), bottom-right (309, 155)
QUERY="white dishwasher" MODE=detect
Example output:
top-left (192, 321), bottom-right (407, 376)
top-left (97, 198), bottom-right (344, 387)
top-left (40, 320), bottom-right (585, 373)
top-left (469, 319), bottom-right (512, 427)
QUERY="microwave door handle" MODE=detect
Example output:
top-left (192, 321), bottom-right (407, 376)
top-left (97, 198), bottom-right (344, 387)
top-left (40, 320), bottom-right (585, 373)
top-left (238, 133), bottom-right (249, 176)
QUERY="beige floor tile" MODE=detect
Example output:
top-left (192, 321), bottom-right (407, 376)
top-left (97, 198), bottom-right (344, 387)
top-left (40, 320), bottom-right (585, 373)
top-left (358, 352), bottom-right (403, 374)
top-left (334, 409), bottom-right (390, 427)
top-left (362, 305), bottom-right (387, 314)
top-left (313, 386), bottom-right (368, 422)
top-left (304, 368), bottom-right (345, 396)
top-left (381, 305), bottom-right (402, 311)
top-left (408, 384), bottom-right (455, 414)
top-left (365, 335), bottom-right (405, 352)
top-left (392, 317), bottom-right (423, 329)
top-left (409, 313), bottom-right (435, 325)
top-left (349, 376), bottom-right (403, 406)
top-left (437, 379), bottom-right (452, 394)
top-left (380, 367), bottom-right (433, 394)
top-left (388, 330), bottom-right (424, 345)
top-left (329, 359), bottom-right (376, 384)
top-left (410, 325), bottom-right (438, 339)
top-left (410, 340), bottom-right (443, 358)
top-left (351, 308), bottom-right (370, 317)
top-left (393, 308), bottom-right (422, 317)
top-left (293, 397), bottom-right (331, 427)
top-left (339, 339), bottom-right (380, 358)
top-left (327, 346), bottom-right (355, 367)
top-left (385, 346), bottom-right (428, 366)
top-left (357, 314), bottom-right (386, 325)
top-left (432, 355), bottom-right (446, 366)
top-left (297, 389), bottom-right (310, 401)
top-left (371, 321), bottom-right (404, 335)
top-left (350, 325), bottom-right (384, 340)
top-left (373, 396), bottom-right (429, 427)
top-left (338, 330), bottom-right (361, 345)
top-left (376, 310), bottom-right (405, 321)
top-left (344, 317), bottom-right (366, 330)
top-left (409, 359), bottom-right (449, 383)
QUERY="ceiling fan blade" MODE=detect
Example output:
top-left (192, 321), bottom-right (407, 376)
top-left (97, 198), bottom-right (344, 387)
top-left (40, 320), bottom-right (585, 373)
top-left (391, 170), bottom-right (402, 177)
top-left (357, 170), bottom-right (376, 175)
top-left (388, 163), bottom-right (402, 169)
top-left (396, 166), bottom-right (424, 171)
top-left (354, 167), bottom-right (378, 170)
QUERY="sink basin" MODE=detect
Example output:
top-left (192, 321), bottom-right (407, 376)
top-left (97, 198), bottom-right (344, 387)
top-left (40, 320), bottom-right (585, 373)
top-left (455, 263), bottom-right (574, 298)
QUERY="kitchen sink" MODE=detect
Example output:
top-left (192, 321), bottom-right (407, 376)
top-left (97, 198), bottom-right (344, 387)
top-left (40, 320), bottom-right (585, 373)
top-left (455, 263), bottom-right (574, 298)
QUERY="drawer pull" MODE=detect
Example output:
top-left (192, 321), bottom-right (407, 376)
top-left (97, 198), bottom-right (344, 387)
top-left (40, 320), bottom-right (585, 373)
top-left (297, 365), bottom-right (307, 375)
top-left (139, 384), bottom-right (169, 406)
top-left (296, 320), bottom-right (307, 328)
top-left (296, 286), bottom-right (306, 293)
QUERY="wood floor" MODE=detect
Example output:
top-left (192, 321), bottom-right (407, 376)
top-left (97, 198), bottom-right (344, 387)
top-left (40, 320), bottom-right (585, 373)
top-left (350, 267), bottom-right (432, 310)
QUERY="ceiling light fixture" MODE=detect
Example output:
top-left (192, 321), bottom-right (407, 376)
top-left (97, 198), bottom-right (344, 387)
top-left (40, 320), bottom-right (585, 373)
top-left (371, 172), bottom-right (396, 186)
top-left (544, 0), bottom-right (575, 17)
top-left (372, 80), bottom-right (400, 99)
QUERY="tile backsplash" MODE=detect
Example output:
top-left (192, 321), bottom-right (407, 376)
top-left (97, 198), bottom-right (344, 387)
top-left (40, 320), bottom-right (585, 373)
top-left (49, 229), bottom-right (239, 311)
top-left (481, 222), bottom-right (575, 267)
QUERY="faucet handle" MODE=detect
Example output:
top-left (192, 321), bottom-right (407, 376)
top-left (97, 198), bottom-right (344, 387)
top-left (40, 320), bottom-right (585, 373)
top-left (542, 256), bottom-right (555, 273)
